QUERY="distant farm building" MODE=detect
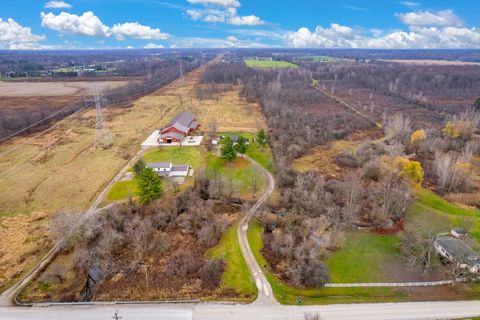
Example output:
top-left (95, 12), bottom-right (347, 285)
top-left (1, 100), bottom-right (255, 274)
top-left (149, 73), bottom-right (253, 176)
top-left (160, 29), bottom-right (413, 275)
top-left (147, 162), bottom-right (190, 177)
top-left (158, 112), bottom-right (199, 144)
top-left (434, 232), bottom-right (480, 274)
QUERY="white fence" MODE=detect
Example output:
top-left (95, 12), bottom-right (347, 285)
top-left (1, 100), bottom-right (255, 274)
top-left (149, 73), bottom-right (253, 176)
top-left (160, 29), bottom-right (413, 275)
top-left (324, 279), bottom-right (463, 288)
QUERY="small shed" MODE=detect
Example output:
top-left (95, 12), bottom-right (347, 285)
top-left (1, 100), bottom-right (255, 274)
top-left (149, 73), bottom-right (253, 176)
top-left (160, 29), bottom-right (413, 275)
top-left (451, 227), bottom-right (468, 238)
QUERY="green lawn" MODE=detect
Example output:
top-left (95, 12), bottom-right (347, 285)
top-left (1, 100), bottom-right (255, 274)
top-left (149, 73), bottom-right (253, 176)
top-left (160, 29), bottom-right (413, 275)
top-left (247, 220), bottom-right (401, 305)
top-left (411, 188), bottom-right (480, 242)
top-left (206, 224), bottom-right (257, 299)
top-left (244, 59), bottom-right (298, 69)
top-left (107, 179), bottom-right (139, 202)
top-left (327, 232), bottom-right (401, 283)
top-left (141, 147), bottom-right (207, 169)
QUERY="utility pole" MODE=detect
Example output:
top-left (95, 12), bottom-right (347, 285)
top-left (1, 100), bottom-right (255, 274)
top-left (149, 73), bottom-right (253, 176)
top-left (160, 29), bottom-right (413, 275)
top-left (91, 87), bottom-right (113, 149)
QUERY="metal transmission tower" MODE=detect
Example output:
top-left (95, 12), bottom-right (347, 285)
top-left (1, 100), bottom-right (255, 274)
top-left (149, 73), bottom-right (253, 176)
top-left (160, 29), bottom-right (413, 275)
top-left (92, 87), bottom-right (113, 148)
top-left (179, 57), bottom-right (185, 85)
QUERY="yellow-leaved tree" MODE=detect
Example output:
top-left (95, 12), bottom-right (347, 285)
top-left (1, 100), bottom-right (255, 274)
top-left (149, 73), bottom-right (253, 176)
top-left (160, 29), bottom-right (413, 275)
top-left (442, 121), bottom-right (460, 139)
top-left (394, 157), bottom-right (424, 185)
top-left (410, 129), bottom-right (426, 146)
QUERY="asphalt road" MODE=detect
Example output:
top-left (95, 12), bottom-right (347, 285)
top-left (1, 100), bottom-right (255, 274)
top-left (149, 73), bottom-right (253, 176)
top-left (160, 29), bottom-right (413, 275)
top-left (2, 300), bottom-right (480, 320)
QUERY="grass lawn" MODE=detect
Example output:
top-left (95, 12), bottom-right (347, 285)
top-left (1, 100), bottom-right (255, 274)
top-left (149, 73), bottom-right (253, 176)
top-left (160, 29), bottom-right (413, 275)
top-left (141, 147), bottom-right (208, 169)
top-left (244, 59), bottom-right (298, 69)
top-left (410, 188), bottom-right (480, 242)
top-left (107, 178), bottom-right (139, 202)
top-left (327, 232), bottom-right (401, 283)
top-left (206, 224), bottom-right (257, 299)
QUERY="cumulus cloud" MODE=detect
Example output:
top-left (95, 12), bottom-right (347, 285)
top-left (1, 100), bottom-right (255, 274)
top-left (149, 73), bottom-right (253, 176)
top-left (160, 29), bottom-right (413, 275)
top-left (0, 18), bottom-right (46, 49)
top-left (228, 14), bottom-right (263, 26)
top-left (144, 43), bottom-right (165, 48)
top-left (186, 0), bottom-right (264, 25)
top-left (111, 22), bottom-right (169, 40)
top-left (41, 11), bottom-right (111, 37)
top-left (396, 10), bottom-right (463, 27)
top-left (286, 22), bottom-right (480, 49)
top-left (186, 7), bottom-right (263, 25)
top-left (187, 0), bottom-right (240, 7)
top-left (44, 1), bottom-right (72, 9)
top-left (41, 11), bottom-right (170, 41)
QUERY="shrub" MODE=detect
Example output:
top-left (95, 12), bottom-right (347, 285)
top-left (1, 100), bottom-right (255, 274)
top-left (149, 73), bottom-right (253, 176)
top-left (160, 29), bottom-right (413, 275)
top-left (199, 259), bottom-right (225, 287)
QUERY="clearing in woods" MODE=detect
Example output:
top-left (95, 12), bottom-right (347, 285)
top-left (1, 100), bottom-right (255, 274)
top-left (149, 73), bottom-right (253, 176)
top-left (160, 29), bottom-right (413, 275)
top-left (292, 128), bottom-right (381, 177)
top-left (244, 59), bottom-right (298, 69)
top-left (0, 59), bottom-right (267, 293)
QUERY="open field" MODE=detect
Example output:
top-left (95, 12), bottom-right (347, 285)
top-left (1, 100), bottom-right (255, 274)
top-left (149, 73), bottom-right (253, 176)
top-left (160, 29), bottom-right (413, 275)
top-left (292, 128), bottom-right (381, 177)
top-left (244, 59), bottom-right (298, 69)
top-left (0, 80), bottom-right (135, 97)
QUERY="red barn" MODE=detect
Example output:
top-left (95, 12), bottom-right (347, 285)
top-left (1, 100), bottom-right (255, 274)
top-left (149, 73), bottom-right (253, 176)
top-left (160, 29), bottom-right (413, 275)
top-left (158, 112), bottom-right (199, 143)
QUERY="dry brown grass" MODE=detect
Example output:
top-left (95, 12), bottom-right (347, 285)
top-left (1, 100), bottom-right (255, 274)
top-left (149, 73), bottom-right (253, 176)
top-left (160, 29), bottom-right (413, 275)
top-left (0, 212), bottom-right (51, 292)
top-left (0, 59), bottom-right (266, 292)
top-left (0, 80), bottom-right (135, 97)
top-left (292, 129), bottom-right (381, 177)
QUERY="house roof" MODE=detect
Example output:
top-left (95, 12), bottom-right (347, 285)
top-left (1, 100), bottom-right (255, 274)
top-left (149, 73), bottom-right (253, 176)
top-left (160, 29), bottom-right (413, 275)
top-left (436, 236), bottom-right (480, 267)
top-left (161, 112), bottom-right (198, 135)
top-left (172, 165), bottom-right (189, 172)
top-left (147, 162), bottom-right (172, 169)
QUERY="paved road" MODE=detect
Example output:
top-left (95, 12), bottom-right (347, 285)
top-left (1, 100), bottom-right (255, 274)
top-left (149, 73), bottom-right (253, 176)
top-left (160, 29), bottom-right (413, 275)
top-left (238, 155), bottom-right (277, 305)
top-left (2, 300), bottom-right (480, 320)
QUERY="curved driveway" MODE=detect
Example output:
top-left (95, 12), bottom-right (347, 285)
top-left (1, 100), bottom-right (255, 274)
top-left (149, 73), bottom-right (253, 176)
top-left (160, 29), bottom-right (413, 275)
top-left (238, 155), bottom-right (277, 305)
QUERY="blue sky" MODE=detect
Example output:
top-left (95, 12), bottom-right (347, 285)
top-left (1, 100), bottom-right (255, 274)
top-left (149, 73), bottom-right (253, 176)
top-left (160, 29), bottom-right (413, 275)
top-left (0, 0), bottom-right (479, 49)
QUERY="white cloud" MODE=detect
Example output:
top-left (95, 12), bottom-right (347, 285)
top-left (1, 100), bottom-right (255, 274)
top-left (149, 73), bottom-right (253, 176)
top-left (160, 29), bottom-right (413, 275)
top-left (187, 0), bottom-right (240, 8)
top-left (144, 43), bottom-right (165, 48)
top-left (41, 11), bottom-right (111, 37)
top-left (41, 11), bottom-right (170, 42)
top-left (228, 14), bottom-right (263, 26)
top-left (44, 1), bottom-right (72, 9)
top-left (399, 1), bottom-right (420, 7)
top-left (186, 0), bottom-right (264, 25)
top-left (111, 22), bottom-right (169, 40)
top-left (186, 7), bottom-right (263, 25)
top-left (286, 22), bottom-right (480, 49)
top-left (396, 10), bottom-right (463, 27)
top-left (0, 18), bottom-right (46, 50)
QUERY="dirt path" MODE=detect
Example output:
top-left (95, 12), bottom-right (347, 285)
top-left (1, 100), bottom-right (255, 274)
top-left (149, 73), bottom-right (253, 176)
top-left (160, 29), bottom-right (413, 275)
top-left (238, 155), bottom-right (277, 305)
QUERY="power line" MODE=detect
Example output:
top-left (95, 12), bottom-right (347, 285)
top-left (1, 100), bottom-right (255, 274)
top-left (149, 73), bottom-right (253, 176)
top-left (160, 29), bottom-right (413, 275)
top-left (90, 88), bottom-right (113, 149)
